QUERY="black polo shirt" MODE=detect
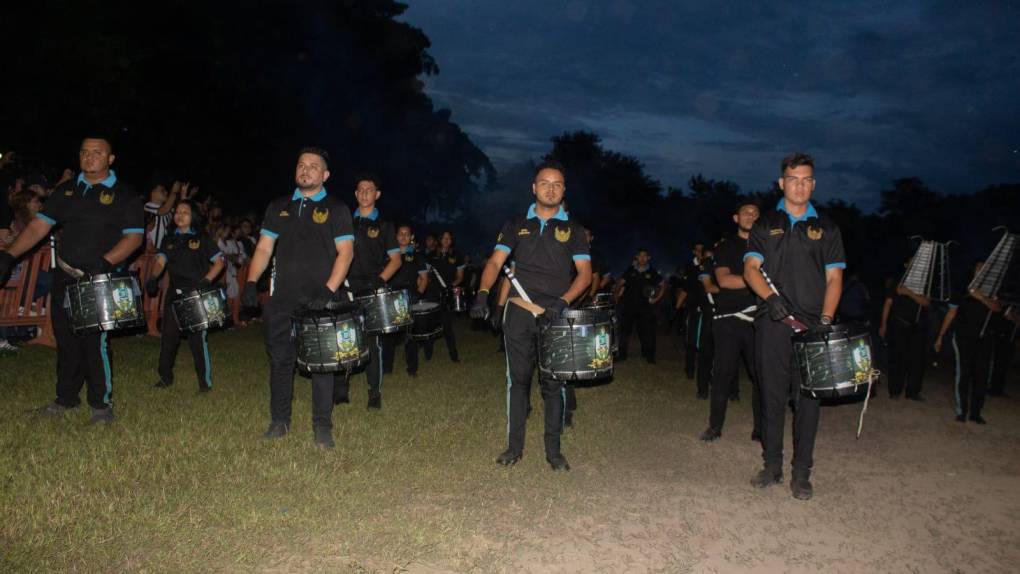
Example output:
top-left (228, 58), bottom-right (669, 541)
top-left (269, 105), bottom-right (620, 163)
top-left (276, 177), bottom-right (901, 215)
top-left (493, 203), bottom-right (589, 307)
top-left (713, 234), bottom-right (756, 314)
top-left (745, 199), bottom-right (846, 323)
top-left (38, 170), bottom-right (144, 268)
top-left (156, 229), bottom-right (222, 291)
top-left (950, 293), bottom-right (994, 338)
top-left (348, 207), bottom-right (398, 289)
top-left (428, 249), bottom-right (464, 287)
top-left (620, 265), bottom-right (663, 306)
top-left (260, 188), bottom-right (355, 306)
top-left (388, 247), bottom-right (428, 292)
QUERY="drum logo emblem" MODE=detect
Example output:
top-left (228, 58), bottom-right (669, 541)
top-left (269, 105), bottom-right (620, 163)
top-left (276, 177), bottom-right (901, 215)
top-left (851, 339), bottom-right (872, 382)
top-left (203, 295), bottom-right (225, 322)
top-left (188, 239), bottom-right (201, 250)
top-left (111, 284), bottom-right (135, 319)
top-left (554, 226), bottom-right (571, 243)
top-left (589, 325), bottom-right (612, 369)
top-left (392, 297), bottom-right (411, 324)
top-left (367, 226), bottom-right (379, 238)
top-left (311, 207), bottom-right (329, 224)
top-left (807, 226), bottom-right (823, 240)
top-left (335, 323), bottom-right (359, 360)
top-left (99, 189), bottom-right (115, 205)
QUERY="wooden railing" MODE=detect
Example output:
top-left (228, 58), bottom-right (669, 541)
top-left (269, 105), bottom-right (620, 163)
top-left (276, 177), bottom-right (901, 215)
top-left (0, 246), bottom-right (56, 347)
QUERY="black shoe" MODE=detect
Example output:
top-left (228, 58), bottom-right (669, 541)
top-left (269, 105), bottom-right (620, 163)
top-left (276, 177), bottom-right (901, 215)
top-left (791, 474), bottom-right (813, 500)
top-left (314, 427), bottom-right (335, 449)
top-left (383, 367), bottom-right (393, 375)
top-left (969, 415), bottom-right (987, 425)
top-left (450, 355), bottom-right (460, 363)
top-left (905, 395), bottom-right (924, 402)
top-left (154, 380), bottom-right (172, 389)
top-left (367, 395), bottom-right (381, 410)
top-left (729, 395), bottom-right (740, 402)
top-left (90, 406), bottom-right (114, 424)
top-left (699, 428), bottom-right (721, 442)
top-left (262, 421), bottom-right (289, 439)
top-left (696, 391), bottom-right (709, 400)
top-left (333, 389), bottom-right (349, 405)
top-left (199, 385), bottom-right (211, 393)
top-left (889, 394), bottom-right (901, 400)
top-left (35, 401), bottom-right (78, 417)
top-left (547, 453), bottom-right (570, 471)
top-left (750, 467), bottom-right (783, 488)
top-left (645, 358), bottom-right (656, 365)
top-left (751, 430), bottom-right (762, 442)
top-left (496, 449), bottom-right (522, 466)
top-left (955, 414), bottom-right (966, 423)
top-left (407, 370), bottom-right (417, 378)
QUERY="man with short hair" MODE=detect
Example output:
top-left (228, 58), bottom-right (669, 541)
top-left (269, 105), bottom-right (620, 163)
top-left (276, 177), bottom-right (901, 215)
top-left (0, 136), bottom-right (145, 423)
top-left (615, 248), bottom-right (666, 363)
top-left (241, 147), bottom-right (355, 447)
top-left (383, 224), bottom-right (429, 376)
top-left (743, 153), bottom-right (846, 500)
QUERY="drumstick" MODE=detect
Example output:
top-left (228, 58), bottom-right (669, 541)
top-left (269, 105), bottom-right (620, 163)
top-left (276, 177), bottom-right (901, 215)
top-left (503, 265), bottom-right (547, 316)
top-left (502, 265), bottom-right (532, 304)
top-left (759, 268), bottom-right (808, 332)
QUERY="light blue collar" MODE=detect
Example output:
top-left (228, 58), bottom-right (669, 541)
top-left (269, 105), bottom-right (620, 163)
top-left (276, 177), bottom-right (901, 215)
top-left (292, 188), bottom-right (327, 202)
top-left (777, 198), bottom-right (818, 226)
top-left (401, 245), bottom-right (414, 254)
top-left (635, 264), bottom-right (649, 273)
top-left (354, 207), bottom-right (379, 220)
top-left (175, 227), bottom-right (195, 235)
top-left (77, 170), bottom-right (117, 191)
top-left (526, 203), bottom-right (568, 221)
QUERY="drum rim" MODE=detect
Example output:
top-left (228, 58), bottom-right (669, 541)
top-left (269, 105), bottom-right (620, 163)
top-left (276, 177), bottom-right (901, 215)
top-left (792, 322), bottom-right (869, 342)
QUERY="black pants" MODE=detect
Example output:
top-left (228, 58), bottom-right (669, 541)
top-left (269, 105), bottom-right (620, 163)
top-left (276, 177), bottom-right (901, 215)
top-left (755, 317), bottom-right (819, 474)
top-left (382, 332), bottom-right (419, 375)
top-left (51, 272), bottom-right (112, 410)
top-left (423, 308), bottom-right (458, 361)
top-left (503, 303), bottom-right (565, 458)
top-left (953, 333), bottom-right (992, 418)
top-left (264, 299), bottom-right (336, 429)
top-left (335, 332), bottom-right (383, 400)
top-left (989, 334), bottom-right (1016, 395)
top-left (619, 302), bottom-right (656, 361)
top-left (686, 309), bottom-right (715, 391)
top-left (886, 319), bottom-right (927, 398)
top-left (709, 316), bottom-right (760, 435)
top-left (158, 297), bottom-right (211, 389)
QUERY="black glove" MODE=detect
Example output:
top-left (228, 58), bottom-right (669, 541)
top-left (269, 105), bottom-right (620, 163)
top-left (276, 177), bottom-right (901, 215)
top-left (0, 251), bottom-right (15, 283)
top-left (144, 278), bottom-right (160, 297)
top-left (469, 291), bottom-right (490, 320)
top-left (542, 297), bottom-right (569, 320)
top-left (765, 294), bottom-right (792, 322)
top-left (196, 277), bottom-right (212, 290)
top-left (490, 304), bottom-right (504, 330)
top-left (305, 284), bottom-right (337, 311)
top-left (80, 256), bottom-right (113, 275)
top-left (368, 275), bottom-right (386, 291)
top-left (241, 281), bottom-right (258, 308)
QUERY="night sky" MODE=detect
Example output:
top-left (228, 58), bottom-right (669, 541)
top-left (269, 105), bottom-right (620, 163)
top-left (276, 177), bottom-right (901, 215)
top-left (402, 1), bottom-right (1019, 210)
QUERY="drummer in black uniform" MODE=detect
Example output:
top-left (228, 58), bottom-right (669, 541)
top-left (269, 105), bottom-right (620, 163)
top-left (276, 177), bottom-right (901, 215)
top-left (241, 148), bottom-right (355, 447)
top-left (146, 200), bottom-right (225, 392)
top-left (0, 136), bottom-right (144, 423)
top-left (700, 202), bottom-right (761, 442)
top-left (333, 174), bottom-right (401, 409)
top-left (615, 249), bottom-right (666, 364)
top-left (743, 153), bottom-right (845, 500)
top-left (382, 224), bottom-right (429, 377)
top-left (470, 161), bottom-right (591, 471)
top-left (425, 230), bottom-right (465, 363)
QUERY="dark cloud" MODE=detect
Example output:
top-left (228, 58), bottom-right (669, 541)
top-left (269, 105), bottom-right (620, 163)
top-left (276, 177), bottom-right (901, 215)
top-left (402, 1), bottom-right (1020, 210)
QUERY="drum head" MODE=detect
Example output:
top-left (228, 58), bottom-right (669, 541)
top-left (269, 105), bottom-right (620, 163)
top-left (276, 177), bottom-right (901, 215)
top-left (412, 302), bottom-right (440, 312)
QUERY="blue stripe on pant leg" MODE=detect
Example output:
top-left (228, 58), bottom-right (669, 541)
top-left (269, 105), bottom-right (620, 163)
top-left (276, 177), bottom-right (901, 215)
top-left (377, 336), bottom-right (383, 395)
top-left (952, 334), bottom-right (962, 416)
top-left (202, 331), bottom-right (212, 387)
top-left (501, 304), bottom-right (512, 442)
top-left (560, 385), bottom-right (566, 427)
top-left (100, 332), bottom-right (112, 404)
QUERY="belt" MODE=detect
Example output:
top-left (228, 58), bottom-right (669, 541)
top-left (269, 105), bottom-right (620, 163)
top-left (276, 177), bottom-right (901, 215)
top-left (714, 305), bottom-right (757, 323)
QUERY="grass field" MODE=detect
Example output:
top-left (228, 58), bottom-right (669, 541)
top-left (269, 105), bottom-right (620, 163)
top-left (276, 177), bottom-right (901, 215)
top-left (1, 320), bottom-right (1019, 573)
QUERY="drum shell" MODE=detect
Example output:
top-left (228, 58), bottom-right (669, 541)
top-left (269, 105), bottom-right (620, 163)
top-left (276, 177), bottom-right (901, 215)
top-left (292, 308), bottom-right (369, 373)
top-left (356, 289), bottom-right (413, 334)
top-left (793, 323), bottom-right (873, 398)
top-left (171, 287), bottom-right (229, 333)
top-left (65, 272), bottom-right (146, 335)
top-left (409, 302), bottom-right (443, 341)
top-left (538, 309), bottom-right (615, 381)
top-left (443, 286), bottom-right (466, 313)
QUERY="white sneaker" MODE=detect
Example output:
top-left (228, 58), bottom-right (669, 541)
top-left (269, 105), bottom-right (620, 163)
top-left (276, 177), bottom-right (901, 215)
top-left (0, 340), bottom-right (18, 351)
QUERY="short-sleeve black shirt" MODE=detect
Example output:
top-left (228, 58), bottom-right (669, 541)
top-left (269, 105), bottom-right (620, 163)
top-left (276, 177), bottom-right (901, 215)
top-left (621, 265), bottom-right (663, 306)
top-left (348, 208), bottom-right (398, 291)
top-left (493, 204), bottom-right (589, 307)
top-left (746, 201), bottom-right (846, 323)
top-left (428, 249), bottom-right (464, 287)
top-left (388, 248), bottom-right (428, 293)
top-left (951, 294), bottom-right (994, 338)
top-left (157, 230), bottom-right (222, 292)
top-left (713, 234), bottom-right (756, 314)
top-left (39, 171), bottom-right (144, 268)
top-left (260, 189), bottom-right (354, 306)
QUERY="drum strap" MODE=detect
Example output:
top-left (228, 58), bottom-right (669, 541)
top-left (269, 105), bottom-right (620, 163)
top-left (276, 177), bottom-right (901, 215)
top-left (714, 305), bottom-right (757, 322)
top-left (430, 266), bottom-right (449, 289)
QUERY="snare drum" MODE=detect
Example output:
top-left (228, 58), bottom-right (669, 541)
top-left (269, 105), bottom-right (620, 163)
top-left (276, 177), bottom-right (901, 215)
top-left (583, 294), bottom-right (619, 355)
top-left (171, 287), bottom-right (229, 333)
top-left (356, 288), bottom-right (413, 334)
top-left (793, 323), bottom-right (873, 398)
top-left (443, 286), bottom-right (466, 313)
top-left (65, 271), bottom-right (146, 335)
top-left (538, 308), bottom-right (614, 381)
top-left (409, 301), bottom-right (443, 341)
top-left (292, 306), bottom-right (369, 373)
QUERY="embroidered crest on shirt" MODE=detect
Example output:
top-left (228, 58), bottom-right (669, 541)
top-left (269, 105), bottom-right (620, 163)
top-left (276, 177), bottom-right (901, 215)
top-left (554, 226), bottom-right (571, 243)
top-left (518, 228), bottom-right (530, 236)
top-left (496, 232), bottom-right (503, 242)
top-left (448, 257), bottom-right (456, 264)
top-left (770, 228), bottom-right (785, 236)
top-left (99, 189), bottom-right (115, 205)
top-left (807, 226), bottom-right (823, 240)
top-left (279, 210), bottom-right (290, 217)
top-left (64, 190), bottom-right (74, 196)
top-left (312, 206), bottom-right (329, 224)
top-left (188, 239), bottom-right (201, 250)
top-left (367, 226), bottom-right (380, 238)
